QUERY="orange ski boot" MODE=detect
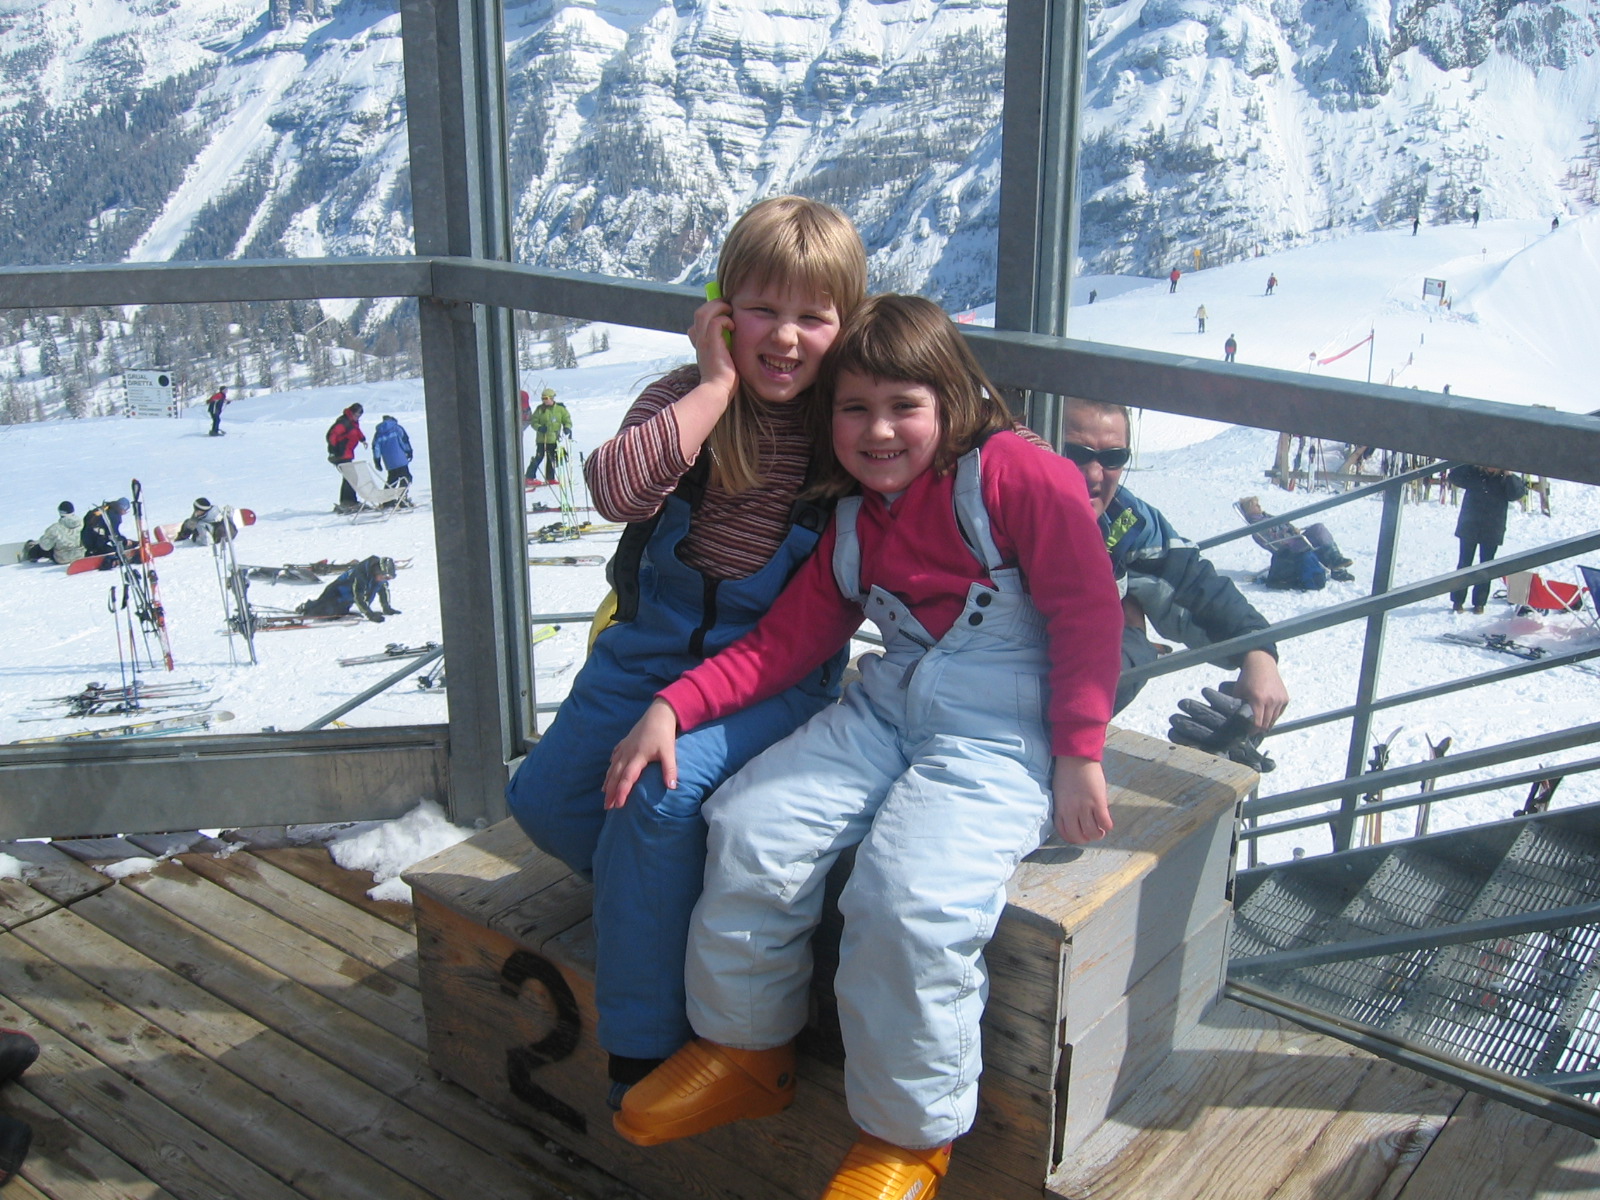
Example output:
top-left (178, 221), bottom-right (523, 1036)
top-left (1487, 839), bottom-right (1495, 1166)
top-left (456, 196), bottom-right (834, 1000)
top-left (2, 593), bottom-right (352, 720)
top-left (612, 1039), bottom-right (796, 1146)
top-left (819, 1132), bottom-right (952, 1200)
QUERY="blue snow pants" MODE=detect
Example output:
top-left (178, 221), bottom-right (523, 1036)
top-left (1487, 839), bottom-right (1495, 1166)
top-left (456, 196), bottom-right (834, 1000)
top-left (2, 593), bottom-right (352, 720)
top-left (505, 494), bottom-right (843, 1060)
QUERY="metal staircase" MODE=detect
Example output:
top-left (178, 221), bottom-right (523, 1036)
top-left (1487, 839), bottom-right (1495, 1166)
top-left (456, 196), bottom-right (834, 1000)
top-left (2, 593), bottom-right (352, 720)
top-left (1228, 803), bottom-right (1600, 1130)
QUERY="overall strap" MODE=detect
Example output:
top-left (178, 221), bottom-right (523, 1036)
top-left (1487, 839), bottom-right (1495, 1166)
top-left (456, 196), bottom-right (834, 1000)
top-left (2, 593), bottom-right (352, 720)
top-left (607, 454), bottom-right (712, 624)
top-left (951, 444), bottom-right (1007, 573)
top-left (831, 497), bottom-right (866, 603)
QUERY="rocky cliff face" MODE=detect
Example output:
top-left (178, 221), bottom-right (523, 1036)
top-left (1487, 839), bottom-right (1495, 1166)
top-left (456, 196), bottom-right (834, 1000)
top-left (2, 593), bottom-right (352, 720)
top-left (0, 0), bottom-right (1595, 318)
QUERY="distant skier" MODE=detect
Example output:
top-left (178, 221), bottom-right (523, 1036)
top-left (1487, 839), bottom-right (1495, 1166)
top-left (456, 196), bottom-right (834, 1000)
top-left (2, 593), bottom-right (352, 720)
top-left (1471, 208), bottom-right (1480, 228)
top-left (1195, 304), bottom-right (1207, 334)
top-left (206, 387), bottom-right (229, 436)
top-left (1224, 335), bottom-right (1237, 363)
top-left (297, 555), bottom-right (401, 623)
top-left (175, 497), bottom-right (236, 547)
top-left (1449, 465), bottom-right (1527, 614)
top-left (326, 403), bottom-right (367, 513)
top-left (23, 501), bottom-right (85, 565)
top-left (1265, 274), bottom-right (1277, 295)
top-left (1088, 288), bottom-right (1097, 304)
top-left (372, 415), bottom-right (415, 490)
top-left (1168, 267), bottom-right (1181, 293)
top-left (1552, 215), bottom-right (1561, 232)
top-left (525, 387), bottom-right (572, 483)
top-left (1412, 216), bottom-right (1420, 236)
top-left (81, 497), bottom-right (135, 568)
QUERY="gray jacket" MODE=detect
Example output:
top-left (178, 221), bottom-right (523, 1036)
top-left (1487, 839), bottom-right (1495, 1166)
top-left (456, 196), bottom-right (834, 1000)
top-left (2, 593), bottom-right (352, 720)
top-left (37, 514), bottom-right (85, 563)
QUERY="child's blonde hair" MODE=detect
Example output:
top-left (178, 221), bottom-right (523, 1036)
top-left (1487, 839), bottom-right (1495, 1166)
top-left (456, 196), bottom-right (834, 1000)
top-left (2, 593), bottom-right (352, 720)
top-left (707, 196), bottom-right (868, 493)
top-left (809, 295), bottom-right (1012, 499)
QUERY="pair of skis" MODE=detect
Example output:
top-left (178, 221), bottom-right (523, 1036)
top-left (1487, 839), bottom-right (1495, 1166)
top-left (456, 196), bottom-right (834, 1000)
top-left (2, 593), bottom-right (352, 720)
top-left (30, 678), bottom-right (210, 718)
top-left (340, 642), bottom-right (441, 667)
top-left (12, 710), bottom-right (235, 744)
top-left (1358, 727), bottom-right (1453, 845)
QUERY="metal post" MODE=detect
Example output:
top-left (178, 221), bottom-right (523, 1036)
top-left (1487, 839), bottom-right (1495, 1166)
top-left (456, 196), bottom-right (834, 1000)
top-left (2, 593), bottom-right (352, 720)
top-left (994, 0), bottom-right (1086, 443)
top-left (1332, 483), bottom-right (1404, 850)
top-left (402, 0), bottom-right (526, 826)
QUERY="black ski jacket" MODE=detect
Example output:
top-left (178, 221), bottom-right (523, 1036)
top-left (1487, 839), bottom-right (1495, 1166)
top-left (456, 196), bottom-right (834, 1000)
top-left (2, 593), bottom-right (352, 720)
top-left (1449, 465), bottom-right (1526, 545)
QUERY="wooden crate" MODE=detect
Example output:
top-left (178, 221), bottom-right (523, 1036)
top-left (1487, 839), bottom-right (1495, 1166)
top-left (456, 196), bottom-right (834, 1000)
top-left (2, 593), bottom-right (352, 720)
top-left (405, 727), bottom-right (1255, 1199)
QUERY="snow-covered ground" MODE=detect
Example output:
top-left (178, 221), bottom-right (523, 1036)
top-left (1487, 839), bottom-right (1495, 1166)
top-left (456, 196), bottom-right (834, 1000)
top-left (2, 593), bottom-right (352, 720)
top-left (4, 215), bottom-right (1600, 876)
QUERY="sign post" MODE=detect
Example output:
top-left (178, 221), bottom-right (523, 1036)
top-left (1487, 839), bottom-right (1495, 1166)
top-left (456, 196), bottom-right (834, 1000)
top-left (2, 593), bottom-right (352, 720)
top-left (123, 371), bottom-right (178, 418)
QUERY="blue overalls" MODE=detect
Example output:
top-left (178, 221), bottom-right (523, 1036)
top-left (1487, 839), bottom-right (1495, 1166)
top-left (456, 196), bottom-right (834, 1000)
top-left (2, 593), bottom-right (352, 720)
top-left (506, 492), bottom-right (843, 1060)
top-left (683, 446), bottom-right (1057, 1149)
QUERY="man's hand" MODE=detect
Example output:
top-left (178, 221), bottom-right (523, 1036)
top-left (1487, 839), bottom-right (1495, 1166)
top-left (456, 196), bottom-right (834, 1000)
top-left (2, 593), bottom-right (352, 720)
top-left (1233, 649), bottom-right (1288, 732)
top-left (1051, 756), bottom-right (1113, 844)
top-left (603, 698), bottom-right (680, 811)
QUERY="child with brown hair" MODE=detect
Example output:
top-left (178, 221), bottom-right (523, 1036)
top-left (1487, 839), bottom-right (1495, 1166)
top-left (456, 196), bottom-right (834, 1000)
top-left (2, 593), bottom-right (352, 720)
top-left (505, 196), bottom-right (869, 1107)
top-left (604, 294), bottom-right (1123, 1199)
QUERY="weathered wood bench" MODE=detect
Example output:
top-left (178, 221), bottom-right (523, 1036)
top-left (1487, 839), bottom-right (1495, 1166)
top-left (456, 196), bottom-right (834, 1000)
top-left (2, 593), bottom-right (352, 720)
top-left (405, 726), bottom-right (1256, 1199)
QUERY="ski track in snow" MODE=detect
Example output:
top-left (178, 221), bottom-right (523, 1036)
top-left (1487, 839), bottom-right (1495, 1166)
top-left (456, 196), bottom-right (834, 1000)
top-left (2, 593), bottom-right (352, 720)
top-left (5, 220), bottom-right (1600, 864)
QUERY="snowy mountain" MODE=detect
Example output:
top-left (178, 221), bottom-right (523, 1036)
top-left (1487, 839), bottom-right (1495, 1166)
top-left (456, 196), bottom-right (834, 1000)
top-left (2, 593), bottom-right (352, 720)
top-left (3, 0), bottom-right (1597, 305)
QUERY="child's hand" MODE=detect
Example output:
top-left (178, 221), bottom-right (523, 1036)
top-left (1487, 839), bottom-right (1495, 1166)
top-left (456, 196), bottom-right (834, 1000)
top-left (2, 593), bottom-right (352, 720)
top-left (603, 698), bottom-right (680, 810)
top-left (1051, 756), bottom-right (1113, 844)
top-left (689, 297), bottom-right (738, 398)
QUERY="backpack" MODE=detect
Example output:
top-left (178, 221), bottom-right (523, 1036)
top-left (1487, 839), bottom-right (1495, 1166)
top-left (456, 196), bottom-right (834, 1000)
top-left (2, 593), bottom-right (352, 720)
top-left (1264, 547), bottom-right (1327, 591)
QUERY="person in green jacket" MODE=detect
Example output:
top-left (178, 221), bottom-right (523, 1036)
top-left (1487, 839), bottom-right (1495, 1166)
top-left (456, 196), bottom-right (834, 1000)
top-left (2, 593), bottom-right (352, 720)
top-left (526, 387), bottom-right (572, 483)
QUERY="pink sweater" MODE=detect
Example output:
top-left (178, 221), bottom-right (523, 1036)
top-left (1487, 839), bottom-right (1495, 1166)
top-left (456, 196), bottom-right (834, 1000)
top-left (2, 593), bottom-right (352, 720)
top-left (660, 431), bottom-right (1123, 759)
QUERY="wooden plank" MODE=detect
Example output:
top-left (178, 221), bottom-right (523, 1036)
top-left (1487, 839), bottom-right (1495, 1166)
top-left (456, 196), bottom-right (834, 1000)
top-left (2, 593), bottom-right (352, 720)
top-left (169, 848), bottom-right (420, 990)
top-left (69, 867), bottom-right (639, 1200)
top-left (13, 899), bottom-right (559, 1200)
top-left (1265, 1061), bottom-right (1455, 1200)
top-left (1390, 1090), bottom-right (1600, 1200)
top-left (0, 918), bottom-right (436, 1200)
top-left (1009, 729), bottom-right (1250, 934)
top-left (0, 840), bottom-right (111, 906)
top-left (5, 1081), bottom-right (179, 1200)
top-left (0, 875), bottom-right (57, 932)
top-left (252, 845), bottom-right (417, 932)
top-left (117, 860), bottom-right (427, 1049)
top-left (1057, 904), bottom-right (1232, 1158)
top-left (404, 819), bottom-right (571, 925)
top-left (490, 872), bottom-right (595, 951)
top-left (0, 988), bottom-right (306, 1200)
top-left (1050, 999), bottom-right (1391, 1199)
top-left (415, 892), bottom-right (809, 1200)
top-left (6, 1176), bottom-right (50, 1200)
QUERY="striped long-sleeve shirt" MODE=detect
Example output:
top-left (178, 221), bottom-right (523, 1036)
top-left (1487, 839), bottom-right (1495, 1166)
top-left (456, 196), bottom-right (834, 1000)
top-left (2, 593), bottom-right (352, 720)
top-left (583, 368), bottom-right (813, 581)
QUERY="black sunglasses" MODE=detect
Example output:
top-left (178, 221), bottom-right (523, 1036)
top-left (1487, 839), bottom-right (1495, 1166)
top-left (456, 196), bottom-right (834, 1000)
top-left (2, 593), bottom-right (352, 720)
top-left (1061, 443), bottom-right (1132, 470)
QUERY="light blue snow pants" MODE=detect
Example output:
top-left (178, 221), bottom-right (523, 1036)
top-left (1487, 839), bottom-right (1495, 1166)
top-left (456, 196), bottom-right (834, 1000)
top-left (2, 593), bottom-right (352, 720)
top-left (687, 576), bottom-right (1055, 1149)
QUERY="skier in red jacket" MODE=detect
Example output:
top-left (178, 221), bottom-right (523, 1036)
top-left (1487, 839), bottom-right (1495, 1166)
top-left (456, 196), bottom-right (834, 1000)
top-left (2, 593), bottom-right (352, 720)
top-left (326, 403), bottom-right (367, 512)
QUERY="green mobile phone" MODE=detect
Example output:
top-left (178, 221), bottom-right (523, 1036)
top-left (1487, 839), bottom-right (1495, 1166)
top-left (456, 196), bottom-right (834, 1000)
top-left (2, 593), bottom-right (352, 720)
top-left (705, 281), bottom-right (732, 345)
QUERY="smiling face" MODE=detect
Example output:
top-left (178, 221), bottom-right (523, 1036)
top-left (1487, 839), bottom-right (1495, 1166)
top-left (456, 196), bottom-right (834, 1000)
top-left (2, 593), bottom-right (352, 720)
top-left (727, 282), bottom-right (841, 405)
top-left (1062, 403), bottom-right (1130, 517)
top-left (831, 372), bottom-right (942, 497)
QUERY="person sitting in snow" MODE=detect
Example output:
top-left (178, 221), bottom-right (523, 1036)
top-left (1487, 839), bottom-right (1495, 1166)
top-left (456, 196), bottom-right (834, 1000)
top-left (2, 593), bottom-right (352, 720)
top-left (23, 501), bottom-right (86, 565)
top-left (297, 555), bottom-right (401, 623)
top-left (1235, 495), bottom-right (1355, 591)
top-left (175, 497), bottom-right (237, 547)
top-left (81, 498), bottom-right (136, 568)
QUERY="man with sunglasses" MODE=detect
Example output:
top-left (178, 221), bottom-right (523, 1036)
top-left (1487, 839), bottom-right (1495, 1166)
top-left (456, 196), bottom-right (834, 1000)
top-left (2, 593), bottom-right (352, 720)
top-left (1063, 398), bottom-right (1288, 733)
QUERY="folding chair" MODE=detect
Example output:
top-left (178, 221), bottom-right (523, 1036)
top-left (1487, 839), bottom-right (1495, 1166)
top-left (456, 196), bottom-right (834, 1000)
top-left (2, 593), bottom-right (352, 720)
top-left (337, 461), bottom-right (409, 514)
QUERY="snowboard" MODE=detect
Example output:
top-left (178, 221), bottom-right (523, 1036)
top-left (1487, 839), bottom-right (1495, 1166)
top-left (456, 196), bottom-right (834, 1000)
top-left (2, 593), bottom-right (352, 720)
top-left (0, 541), bottom-right (31, 563)
top-left (529, 554), bottom-right (606, 566)
top-left (66, 539), bottom-right (175, 576)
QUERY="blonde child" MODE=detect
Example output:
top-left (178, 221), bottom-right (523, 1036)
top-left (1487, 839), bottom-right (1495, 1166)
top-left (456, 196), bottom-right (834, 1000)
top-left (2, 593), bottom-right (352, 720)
top-left (604, 295), bottom-right (1123, 1199)
top-left (505, 197), bottom-right (868, 1105)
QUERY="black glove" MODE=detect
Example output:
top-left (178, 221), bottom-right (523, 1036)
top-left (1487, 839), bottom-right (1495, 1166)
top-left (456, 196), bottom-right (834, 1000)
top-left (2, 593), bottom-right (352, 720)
top-left (1168, 686), bottom-right (1276, 773)
top-left (382, 607), bottom-right (401, 616)
top-left (368, 613), bottom-right (385, 623)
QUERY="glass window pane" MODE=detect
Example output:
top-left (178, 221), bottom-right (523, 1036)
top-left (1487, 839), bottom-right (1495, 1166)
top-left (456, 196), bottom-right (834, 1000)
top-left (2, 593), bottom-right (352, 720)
top-left (504, 0), bottom-right (1006, 307)
top-left (0, 300), bottom-right (439, 740)
top-left (1069, 0), bottom-right (1595, 415)
top-left (0, 4), bottom-right (412, 268)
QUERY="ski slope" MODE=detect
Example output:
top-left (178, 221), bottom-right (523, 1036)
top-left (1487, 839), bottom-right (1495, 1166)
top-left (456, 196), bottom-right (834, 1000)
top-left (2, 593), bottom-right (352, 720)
top-left (4, 217), bottom-right (1600, 868)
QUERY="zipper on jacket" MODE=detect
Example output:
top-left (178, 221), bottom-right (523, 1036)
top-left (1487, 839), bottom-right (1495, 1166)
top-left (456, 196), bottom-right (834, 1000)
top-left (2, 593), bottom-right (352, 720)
top-left (688, 577), bottom-right (720, 659)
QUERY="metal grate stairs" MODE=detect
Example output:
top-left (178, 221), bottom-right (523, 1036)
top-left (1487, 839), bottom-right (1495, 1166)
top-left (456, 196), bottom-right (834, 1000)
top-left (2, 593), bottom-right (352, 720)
top-left (1230, 803), bottom-right (1600, 1120)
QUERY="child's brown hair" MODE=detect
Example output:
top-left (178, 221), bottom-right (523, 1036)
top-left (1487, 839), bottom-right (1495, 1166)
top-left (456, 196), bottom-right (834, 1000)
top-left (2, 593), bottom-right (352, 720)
top-left (809, 294), bottom-right (1011, 498)
top-left (707, 196), bottom-right (868, 494)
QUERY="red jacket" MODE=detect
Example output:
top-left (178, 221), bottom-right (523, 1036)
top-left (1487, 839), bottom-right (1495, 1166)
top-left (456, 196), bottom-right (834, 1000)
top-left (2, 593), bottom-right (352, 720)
top-left (327, 408), bottom-right (366, 463)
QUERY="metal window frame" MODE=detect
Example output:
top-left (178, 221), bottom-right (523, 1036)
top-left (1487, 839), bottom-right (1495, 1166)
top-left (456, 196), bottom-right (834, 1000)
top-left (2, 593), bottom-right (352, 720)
top-left (3, 0), bottom-right (1599, 843)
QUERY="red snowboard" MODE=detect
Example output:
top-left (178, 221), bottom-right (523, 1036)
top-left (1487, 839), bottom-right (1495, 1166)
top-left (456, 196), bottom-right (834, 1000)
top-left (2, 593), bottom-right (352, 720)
top-left (67, 540), bottom-right (175, 576)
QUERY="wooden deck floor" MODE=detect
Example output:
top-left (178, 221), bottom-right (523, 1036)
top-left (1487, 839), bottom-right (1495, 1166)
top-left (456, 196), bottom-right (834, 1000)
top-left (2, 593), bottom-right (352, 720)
top-left (0, 833), bottom-right (1595, 1200)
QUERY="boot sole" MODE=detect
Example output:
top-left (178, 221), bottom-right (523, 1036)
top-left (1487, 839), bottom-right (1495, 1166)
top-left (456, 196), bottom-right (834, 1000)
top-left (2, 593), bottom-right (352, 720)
top-left (612, 1086), bottom-right (793, 1146)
